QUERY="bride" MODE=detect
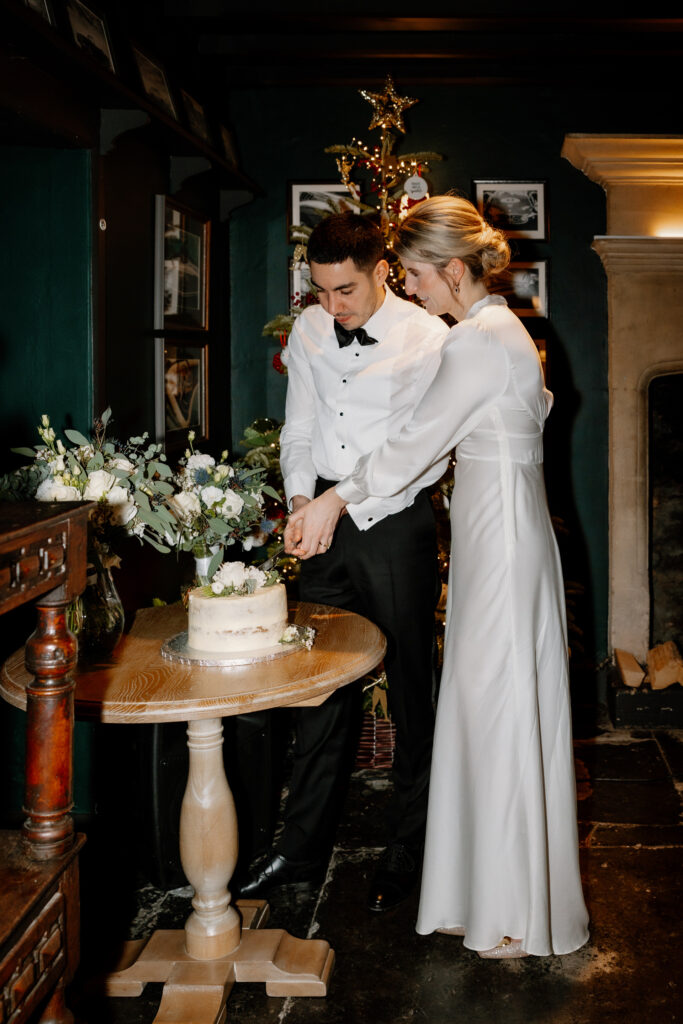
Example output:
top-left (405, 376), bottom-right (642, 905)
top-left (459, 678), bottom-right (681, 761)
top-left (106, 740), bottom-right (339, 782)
top-left (285, 194), bottom-right (589, 959)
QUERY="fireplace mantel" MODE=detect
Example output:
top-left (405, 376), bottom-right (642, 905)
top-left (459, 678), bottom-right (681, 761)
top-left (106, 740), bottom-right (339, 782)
top-left (563, 137), bottom-right (683, 660)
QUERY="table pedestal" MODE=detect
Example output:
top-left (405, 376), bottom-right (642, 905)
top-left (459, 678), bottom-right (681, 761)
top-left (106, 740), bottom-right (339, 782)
top-left (103, 716), bottom-right (334, 1023)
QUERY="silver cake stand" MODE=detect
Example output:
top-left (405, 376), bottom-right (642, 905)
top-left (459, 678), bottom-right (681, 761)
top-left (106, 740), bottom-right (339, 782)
top-left (161, 631), bottom-right (309, 667)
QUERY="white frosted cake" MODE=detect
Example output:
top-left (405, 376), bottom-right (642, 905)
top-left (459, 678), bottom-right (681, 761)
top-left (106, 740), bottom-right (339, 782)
top-left (188, 581), bottom-right (288, 654)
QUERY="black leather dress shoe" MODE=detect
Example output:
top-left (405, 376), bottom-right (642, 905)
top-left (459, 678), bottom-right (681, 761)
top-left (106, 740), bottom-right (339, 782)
top-left (367, 843), bottom-right (421, 913)
top-left (235, 850), bottom-right (325, 899)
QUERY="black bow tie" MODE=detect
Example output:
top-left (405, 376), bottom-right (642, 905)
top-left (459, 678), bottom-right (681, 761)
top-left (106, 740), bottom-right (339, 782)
top-left (334, 321), bottom-right (379, 348)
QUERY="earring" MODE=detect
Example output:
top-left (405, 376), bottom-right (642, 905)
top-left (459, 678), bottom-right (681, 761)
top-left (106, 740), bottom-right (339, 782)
top-left (454, 281), bottom-right (460, 294)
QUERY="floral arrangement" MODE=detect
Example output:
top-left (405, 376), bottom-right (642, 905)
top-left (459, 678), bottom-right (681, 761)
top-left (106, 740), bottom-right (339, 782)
top-left (280, 623), bottom-right (316, 651)
top-left (5, 410), bottom-right (177, 568)
top-left (166, 431), bottom-right (282, 581)
top-left (201, 561), bottom-right (281, 597)
top-left (2, 414), bottom-right (284, 582)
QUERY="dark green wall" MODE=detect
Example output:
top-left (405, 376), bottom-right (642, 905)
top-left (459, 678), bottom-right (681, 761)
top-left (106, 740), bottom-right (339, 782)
top-left (0, 147), bottom-right (93, 449)
top-left (226, 82), bottom-right (675, 669)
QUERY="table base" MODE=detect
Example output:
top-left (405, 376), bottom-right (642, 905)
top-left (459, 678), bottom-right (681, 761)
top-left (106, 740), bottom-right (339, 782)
top-left (104, 900), bottom-right (334, 1021)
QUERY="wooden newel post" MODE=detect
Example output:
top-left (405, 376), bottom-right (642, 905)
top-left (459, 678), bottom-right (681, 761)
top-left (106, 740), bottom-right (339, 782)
top-left (23, 601), bottom-right (77, 859)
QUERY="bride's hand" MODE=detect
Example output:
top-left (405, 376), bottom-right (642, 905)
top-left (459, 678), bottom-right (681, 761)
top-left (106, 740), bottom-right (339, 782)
top-left (288, 488), bottom-right (347, 560)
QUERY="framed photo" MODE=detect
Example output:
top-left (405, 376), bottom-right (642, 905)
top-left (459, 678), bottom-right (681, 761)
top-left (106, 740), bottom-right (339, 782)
top-left (155, 339), bottom-right (208, 447)
top-left (181, 90), bottom-right (210, 144)
top-left (492, 261), bottom-right (548, 318)
top-left (65, 0), bottom-right (115, 73)
top-left (289, 182), bottom-right (355, 232)
top-left (23, 0), bottom-right (55, 25)
top-left (154, 196), bottom-right (210, 331)
top-left (533, 338), bottom-right (547, 382)
top-left (132, 46), bottom-right (177, 120)
top-left (474, 181), bottom-right (547, 240)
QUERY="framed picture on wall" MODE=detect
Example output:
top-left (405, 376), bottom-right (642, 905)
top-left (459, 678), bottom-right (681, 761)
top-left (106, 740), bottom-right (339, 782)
top-left (533, 338), bottom-right (548, 382)
top-left (154, 196), bottom-right (211, 331)
top-left (155, 339), bottom-right (208, 447)
top-left (289, 182), bottom-right (356, 232)
top-left (65, 0), bottom-right (115, 73)
top-left (180, 89), bottom-right (211, 144)
top-left (132, 46), bottom-right (177, 120)
top-left (491, 261), bottom-right (548, 318)
top-left (474, 181), bottom-right (547, 240)
top-left (219, 125), bottom-right (238, 169)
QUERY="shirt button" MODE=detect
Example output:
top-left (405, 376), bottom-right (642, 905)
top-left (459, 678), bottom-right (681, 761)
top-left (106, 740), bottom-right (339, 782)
top-left (355, 352), bottom-right (360, 357)
top-left (367, 517), bottom-right (374, 522)
top-left (342, 379), bottom-right (347, 383)
top-left (339, 411), bottom-right (344, 416)
top-left (341, 444), bottom-right (346, 449)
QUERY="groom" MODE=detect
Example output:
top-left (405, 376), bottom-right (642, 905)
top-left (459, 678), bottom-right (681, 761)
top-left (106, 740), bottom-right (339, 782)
top-left (238, 212), bottom-right (449, 911)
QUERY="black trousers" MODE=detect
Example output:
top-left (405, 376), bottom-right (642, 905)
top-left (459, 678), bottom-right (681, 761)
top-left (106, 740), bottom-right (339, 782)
top-left (278, 483), bottom-right (440, 861)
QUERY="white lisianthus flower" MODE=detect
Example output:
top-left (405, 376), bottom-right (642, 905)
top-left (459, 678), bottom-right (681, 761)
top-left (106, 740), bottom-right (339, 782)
top-left (221, 489), bottom-right (244, 518)
top-left (200, 485), bottom-right (224, 508)
top-left (41, 414), bottom-right (50, 427)
top-left (173, 490), bottom-right (202, 520)
top-left (280, 345), bottom-right (290, 367)
top-left (53, 455), bottom-right (66, 473)
top-left (186, 453), bottom-right (215, 472)
top-left (211, 561), bottom-right (247, 591)
top-left (83, 469), bottom-right (117, 500)
top-left (35, 477), bottom-right (81, 501)
top-left (211, 581), bottom-right (225, 595)
top-left (281, 625), bottom-right (298, 643)
top-left (77, 444), bottom-right (95, 461)
top-left (245, 566), bottom-right (267, 589)
top-left (213, 464), bottom-right (231, 482)
top-left (106, 486), bottom-right (137, 525)
top-left (188, 430), bottom-right (196, 443)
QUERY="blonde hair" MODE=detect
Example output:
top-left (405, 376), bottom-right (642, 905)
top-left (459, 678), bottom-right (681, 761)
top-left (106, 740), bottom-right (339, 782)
top-left (395, 194), bottom-right (510, 285)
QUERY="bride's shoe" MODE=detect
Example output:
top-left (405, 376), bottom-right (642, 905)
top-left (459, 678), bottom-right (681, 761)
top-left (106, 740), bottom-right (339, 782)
top-left (478, 937), bottom-right (528, 959)
top-left (436, 926), bottom-right (466, 935)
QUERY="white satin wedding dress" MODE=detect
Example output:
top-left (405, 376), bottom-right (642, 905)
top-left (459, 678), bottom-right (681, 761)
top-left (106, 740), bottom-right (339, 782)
top-left (337, 294), bottom-right (589, 955)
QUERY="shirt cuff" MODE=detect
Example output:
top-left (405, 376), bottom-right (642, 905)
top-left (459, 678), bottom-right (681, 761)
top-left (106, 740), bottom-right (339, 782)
top-left (335, 476), bottom-right (367, 505)
top-left (284, 472), bottom-right (316, 510)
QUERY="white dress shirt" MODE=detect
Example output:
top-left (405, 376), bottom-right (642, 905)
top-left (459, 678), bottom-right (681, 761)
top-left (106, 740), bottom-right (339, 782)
top-left (280, 286), bottom-right (450, 530)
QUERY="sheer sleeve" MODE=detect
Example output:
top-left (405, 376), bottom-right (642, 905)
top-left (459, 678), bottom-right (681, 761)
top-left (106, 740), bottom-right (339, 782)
top-left (336, 322), bottom-right (508, 505)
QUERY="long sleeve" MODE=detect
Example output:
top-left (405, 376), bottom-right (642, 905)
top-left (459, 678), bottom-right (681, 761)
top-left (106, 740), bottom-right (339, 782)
top-left (336, 321), bottom-right (509, 505)
top-left (279, 319), bottom-right (319, 505)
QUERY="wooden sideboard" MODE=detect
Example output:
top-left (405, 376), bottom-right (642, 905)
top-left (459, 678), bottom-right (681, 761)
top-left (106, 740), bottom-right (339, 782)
top-left (0, 501), bottom-right (90, 1024)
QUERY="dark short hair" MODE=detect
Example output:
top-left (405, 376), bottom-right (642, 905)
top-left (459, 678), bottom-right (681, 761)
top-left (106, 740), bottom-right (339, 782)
top-left (307, 213), bottom-right (385, 272)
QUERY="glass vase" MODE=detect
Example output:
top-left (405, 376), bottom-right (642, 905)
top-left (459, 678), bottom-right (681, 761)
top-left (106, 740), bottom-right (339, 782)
top-left (75, 564), bottom-right (125, 659)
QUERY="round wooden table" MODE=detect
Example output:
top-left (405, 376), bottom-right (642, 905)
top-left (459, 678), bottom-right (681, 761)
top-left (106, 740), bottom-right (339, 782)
top-left (2, 601), bottom-right (386, 1023)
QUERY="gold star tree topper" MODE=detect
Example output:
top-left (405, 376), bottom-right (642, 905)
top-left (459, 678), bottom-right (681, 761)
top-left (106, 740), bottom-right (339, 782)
top-left (359, 74), bottom-right (418, 134)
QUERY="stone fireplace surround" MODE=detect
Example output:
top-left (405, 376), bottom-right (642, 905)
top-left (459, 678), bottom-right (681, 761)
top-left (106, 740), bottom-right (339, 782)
top-left (562, 136), bottom-right (683, 661)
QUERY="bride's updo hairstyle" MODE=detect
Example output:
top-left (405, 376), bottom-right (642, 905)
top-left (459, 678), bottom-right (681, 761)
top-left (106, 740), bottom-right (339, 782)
top-left (394, 194), bottom-right (510, 287)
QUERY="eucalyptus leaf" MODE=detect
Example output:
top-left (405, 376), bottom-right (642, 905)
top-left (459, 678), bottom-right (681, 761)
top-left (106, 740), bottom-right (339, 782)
top-left (207, 548), bottom-right (223, 578)
top-left (152, 480), bottom-right (174, 495)
top-left (11, 447), bottom-right (38, 458)
top-left (263, 485), bottom-right (284, 503)
top-left (207, 517), bottom-right (230, 536)
top-left (144, 537), bottom-right (172, 553)
top-left (135, 489), bottom-right (151, 511)
top-left (101, 407), bottom-right (112, 427)
top-left (64, 428), bottom-right (90, 446)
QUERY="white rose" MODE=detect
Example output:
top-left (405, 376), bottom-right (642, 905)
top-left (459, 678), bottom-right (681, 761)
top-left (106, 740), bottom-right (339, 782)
top-left (186, 453), bottom-right (215, 472)
top-left (35, 477), bottom-right (81, 502)
top-left (221, 489), bottom-right (244, 518)
top-left (211, 581), bottom-right (225, 595)
top-left (200, 485), bottom-right (224, 508)
top-left (212, 562), bottom-right (246, 591)
top-left (280, 345), bottom-right (290, 367)
top-left (108, 456), bottom-right (134, 473)
top-left (245, 566), bottom-right (267, 589)
top-left (173, 490), bottom-right (201, 520)
top-left (83, 469), bottom-right (117, 500)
